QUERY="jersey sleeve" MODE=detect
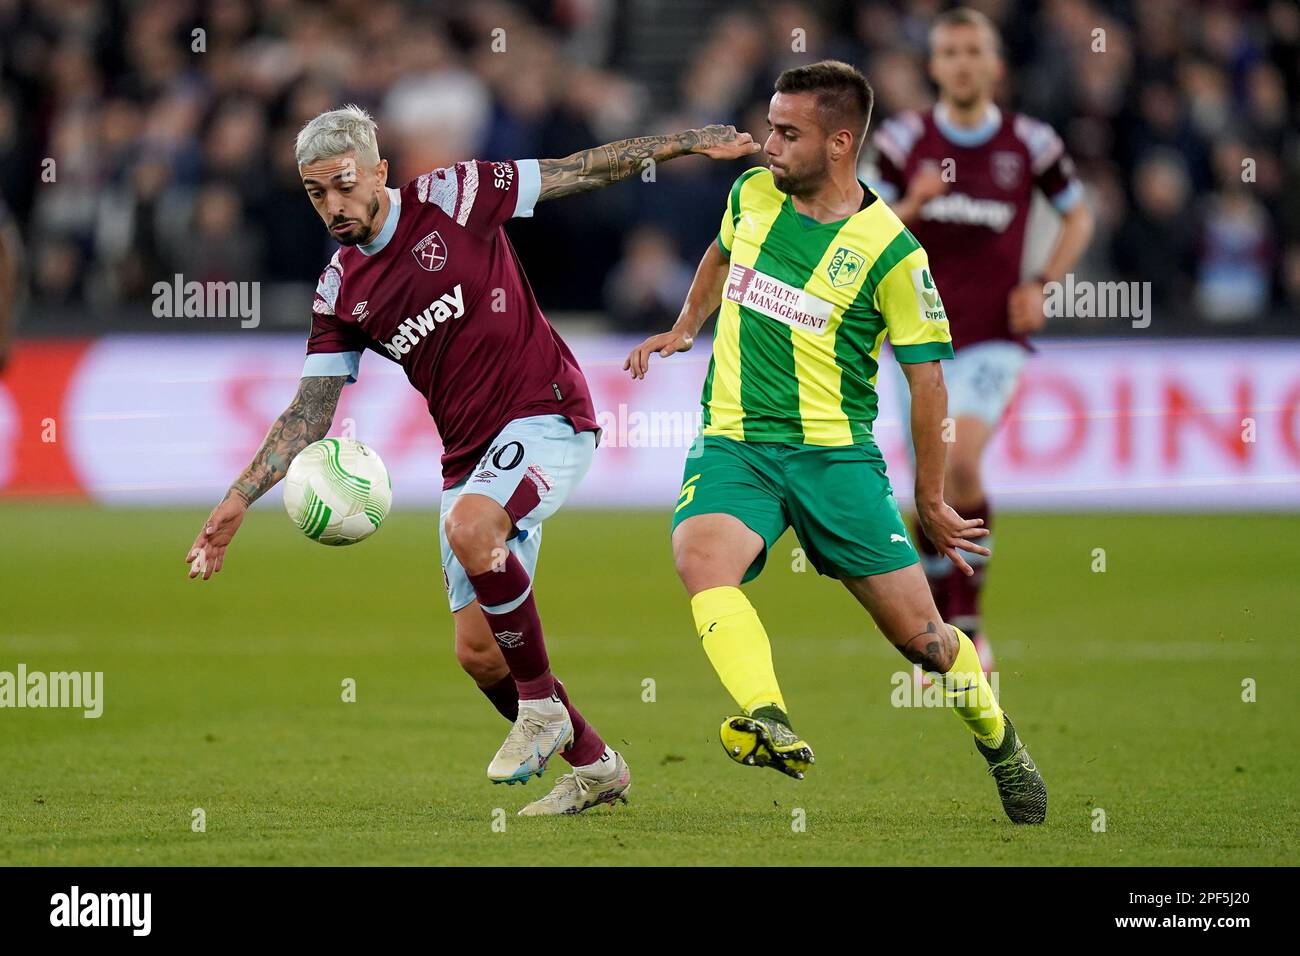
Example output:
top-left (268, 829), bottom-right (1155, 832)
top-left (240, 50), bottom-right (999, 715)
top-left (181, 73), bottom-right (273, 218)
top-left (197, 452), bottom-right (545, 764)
top-left (716, 168), bottom-right (764, 256)
top-left (874, 238), bottom-right (954, 363)
top-left (867, 113), bottom-right (923, 204)
top-left (1014, 115), bottom-right (1083, 213)
top-left (302, 255), bottom-right (364, 382)
top-left (412, 159), bottom-right (540, 238)
top-left (717, 195), bottom-right (735, 256)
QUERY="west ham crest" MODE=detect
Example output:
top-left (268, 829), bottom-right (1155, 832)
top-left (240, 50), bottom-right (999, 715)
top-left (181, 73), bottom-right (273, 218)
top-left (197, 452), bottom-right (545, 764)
top-left (990, 151), bottom-right (1024, 190)
top-left (412, 230), bottom-right (448, 271)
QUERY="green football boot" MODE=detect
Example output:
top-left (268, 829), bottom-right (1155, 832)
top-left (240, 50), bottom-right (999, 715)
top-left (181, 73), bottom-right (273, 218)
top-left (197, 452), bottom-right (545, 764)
top-left (975, 714), bottom-right (1047, 824)
top-left (719, 711), bottom-right (815, 780)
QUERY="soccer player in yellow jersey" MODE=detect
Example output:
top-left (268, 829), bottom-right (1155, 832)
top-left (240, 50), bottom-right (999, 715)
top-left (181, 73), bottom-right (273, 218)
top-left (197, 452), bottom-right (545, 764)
top-left (625, 61), bottom-right (1046, 823)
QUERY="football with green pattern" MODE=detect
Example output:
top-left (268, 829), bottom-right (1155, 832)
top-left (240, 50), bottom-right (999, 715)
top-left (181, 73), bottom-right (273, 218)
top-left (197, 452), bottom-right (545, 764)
top-left (283, 438), bottom-right (392, 546)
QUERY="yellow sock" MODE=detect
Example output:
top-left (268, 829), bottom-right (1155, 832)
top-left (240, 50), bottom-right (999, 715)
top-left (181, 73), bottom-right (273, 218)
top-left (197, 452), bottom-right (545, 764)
top-left (935, 626), bottom-right (1005, 747)
top-left (691, 586), bottom-right (786, 715)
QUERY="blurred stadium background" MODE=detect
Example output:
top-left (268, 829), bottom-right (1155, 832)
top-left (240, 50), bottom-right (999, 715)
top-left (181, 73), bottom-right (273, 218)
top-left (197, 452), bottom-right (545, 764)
top-left (2, 0), bottom-right (1299, 327)
top-left (1, 0), bottom-right (1298, 509)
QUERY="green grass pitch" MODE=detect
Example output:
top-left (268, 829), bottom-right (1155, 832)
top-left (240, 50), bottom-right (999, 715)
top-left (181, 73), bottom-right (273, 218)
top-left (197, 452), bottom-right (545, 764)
top-left (1, 504), bottom-right (1296, 865)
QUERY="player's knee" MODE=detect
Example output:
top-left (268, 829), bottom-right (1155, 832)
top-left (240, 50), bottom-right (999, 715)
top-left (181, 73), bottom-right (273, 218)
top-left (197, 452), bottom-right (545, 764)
top-left (672, 537), bottom-right (717, 590)
top-left (444, 501), bottom-right (508, 569)
top-left (672, 542), bottom-right (699, 581)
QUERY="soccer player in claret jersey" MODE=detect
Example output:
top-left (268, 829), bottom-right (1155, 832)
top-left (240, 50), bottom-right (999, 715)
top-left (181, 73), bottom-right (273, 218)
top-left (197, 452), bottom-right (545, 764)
top-left (869, 8), bottom-right (1094, 675)
top-left (626, 62), bottom-right (1047, 823)
top-left (184, 105), bottom-right (758, 816)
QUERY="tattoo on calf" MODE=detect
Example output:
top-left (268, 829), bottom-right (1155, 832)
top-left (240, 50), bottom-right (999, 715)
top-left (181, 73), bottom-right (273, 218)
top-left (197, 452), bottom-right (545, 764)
top-left (898, 620), bottom-right (957, 672)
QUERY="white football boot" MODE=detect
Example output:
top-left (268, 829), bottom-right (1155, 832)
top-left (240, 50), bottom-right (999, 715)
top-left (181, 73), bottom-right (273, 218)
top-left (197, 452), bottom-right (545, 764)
top-left (517, 750), bottom-right (632, 816)
top-left (486, 694), bottom-right (574, 785)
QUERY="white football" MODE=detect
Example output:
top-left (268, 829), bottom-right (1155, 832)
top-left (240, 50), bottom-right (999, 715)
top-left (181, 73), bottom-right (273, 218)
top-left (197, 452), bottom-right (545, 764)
top-left (283, 438), bottom-right (392, 546)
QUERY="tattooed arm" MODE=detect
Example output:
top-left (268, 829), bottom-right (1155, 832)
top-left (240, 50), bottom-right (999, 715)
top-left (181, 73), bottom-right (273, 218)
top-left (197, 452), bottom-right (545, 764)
top-left (186, 375), bottom-right (346, 580)
top-left (537, 125), bottom-right (759, 202)
top-left (228, 376), bottom-right (346, 504)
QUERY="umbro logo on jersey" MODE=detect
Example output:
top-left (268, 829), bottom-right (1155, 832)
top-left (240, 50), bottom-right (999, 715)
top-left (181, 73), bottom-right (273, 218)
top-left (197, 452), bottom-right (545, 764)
top-left (411, 230), bottom-right (448, 272)
top-left (352, 300), bottom-right (367, 315)
top-left (381, 284), bottom-right (466, 359)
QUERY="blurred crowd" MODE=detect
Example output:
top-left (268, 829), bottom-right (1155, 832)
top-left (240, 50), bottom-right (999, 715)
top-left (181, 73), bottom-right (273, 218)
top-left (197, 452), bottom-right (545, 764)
top-left (1, 0), bottom-right (1297, 333)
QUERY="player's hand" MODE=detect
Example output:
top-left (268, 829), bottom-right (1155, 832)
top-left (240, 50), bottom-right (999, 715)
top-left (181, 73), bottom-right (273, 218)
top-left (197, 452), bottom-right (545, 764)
top-left (690, 125), bottom-right (761, 161)
top-left (904, 163), bottom-right (950, 206)
top-left (1008, 281), bottom-right (1047, 334)
top-left (186, 492), bottom-right (249, 581)
top-left (917, 500), bottom-right (990, 577)
top-left (624, 329), bottom-right (694, 379)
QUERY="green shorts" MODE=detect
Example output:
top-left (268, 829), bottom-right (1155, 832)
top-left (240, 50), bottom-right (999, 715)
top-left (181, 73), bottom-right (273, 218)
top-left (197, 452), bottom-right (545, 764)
top-left (671, 435), bottom-right (918, 583)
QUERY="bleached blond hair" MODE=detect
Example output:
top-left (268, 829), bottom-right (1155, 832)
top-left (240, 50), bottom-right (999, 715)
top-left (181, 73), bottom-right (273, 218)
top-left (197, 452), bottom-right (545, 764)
top-left (295, 104), bottom-right (381, 168)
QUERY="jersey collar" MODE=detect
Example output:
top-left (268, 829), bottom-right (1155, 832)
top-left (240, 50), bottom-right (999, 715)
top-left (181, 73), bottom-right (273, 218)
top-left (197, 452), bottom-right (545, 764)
top-left (358, 186), bottom-right (402, 256)
top-left (934, 102), bottom-right (1002, 148)
top-left (786, 179), bottom-right (877, 229)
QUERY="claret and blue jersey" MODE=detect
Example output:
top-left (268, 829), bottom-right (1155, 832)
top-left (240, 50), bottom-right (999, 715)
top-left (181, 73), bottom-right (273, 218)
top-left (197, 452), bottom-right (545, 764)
top-left (302, 158), bottom-right (598, 489)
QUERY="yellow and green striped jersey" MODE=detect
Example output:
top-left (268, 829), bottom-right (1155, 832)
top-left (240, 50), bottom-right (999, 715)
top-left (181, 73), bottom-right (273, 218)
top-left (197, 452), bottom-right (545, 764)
top-left (703, 167), bottom-right (953, 445)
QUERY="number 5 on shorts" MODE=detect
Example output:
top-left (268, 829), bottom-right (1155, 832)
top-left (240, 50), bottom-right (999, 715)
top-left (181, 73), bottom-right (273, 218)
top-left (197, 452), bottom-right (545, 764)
top-left (676, 473), bottom-right (702, 513)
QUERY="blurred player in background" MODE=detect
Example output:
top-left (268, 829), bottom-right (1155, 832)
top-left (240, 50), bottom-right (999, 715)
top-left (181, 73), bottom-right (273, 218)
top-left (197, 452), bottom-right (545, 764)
top-left (627, 62), bottom-right (1047, 824)
top-left (185, 105), bottom-right (757, 815)
top-left (869, 7), bottom-right (1094, 674)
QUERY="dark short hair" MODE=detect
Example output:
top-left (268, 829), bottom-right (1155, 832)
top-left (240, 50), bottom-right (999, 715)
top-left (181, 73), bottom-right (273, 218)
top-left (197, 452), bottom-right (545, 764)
top-left (930, 6), bottom-right (1003, 58)
top-left (774, 60), bottom-right (875, 149)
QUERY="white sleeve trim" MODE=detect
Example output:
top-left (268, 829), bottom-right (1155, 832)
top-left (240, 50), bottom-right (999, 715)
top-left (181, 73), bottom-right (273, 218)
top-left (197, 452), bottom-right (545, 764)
top-left (455, 161), bottom-right (479, 226)
top-left (416, 169), bottom-right (459, 217)
top-left (514, 159), bottom-right (540, 219)
top-left (302, 351), bottom-right (361, 383)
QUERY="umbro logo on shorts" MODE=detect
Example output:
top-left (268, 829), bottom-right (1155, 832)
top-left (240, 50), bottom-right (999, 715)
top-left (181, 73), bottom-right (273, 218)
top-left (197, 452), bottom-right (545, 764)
top-left (470, 470), bottom-right (497, 483)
